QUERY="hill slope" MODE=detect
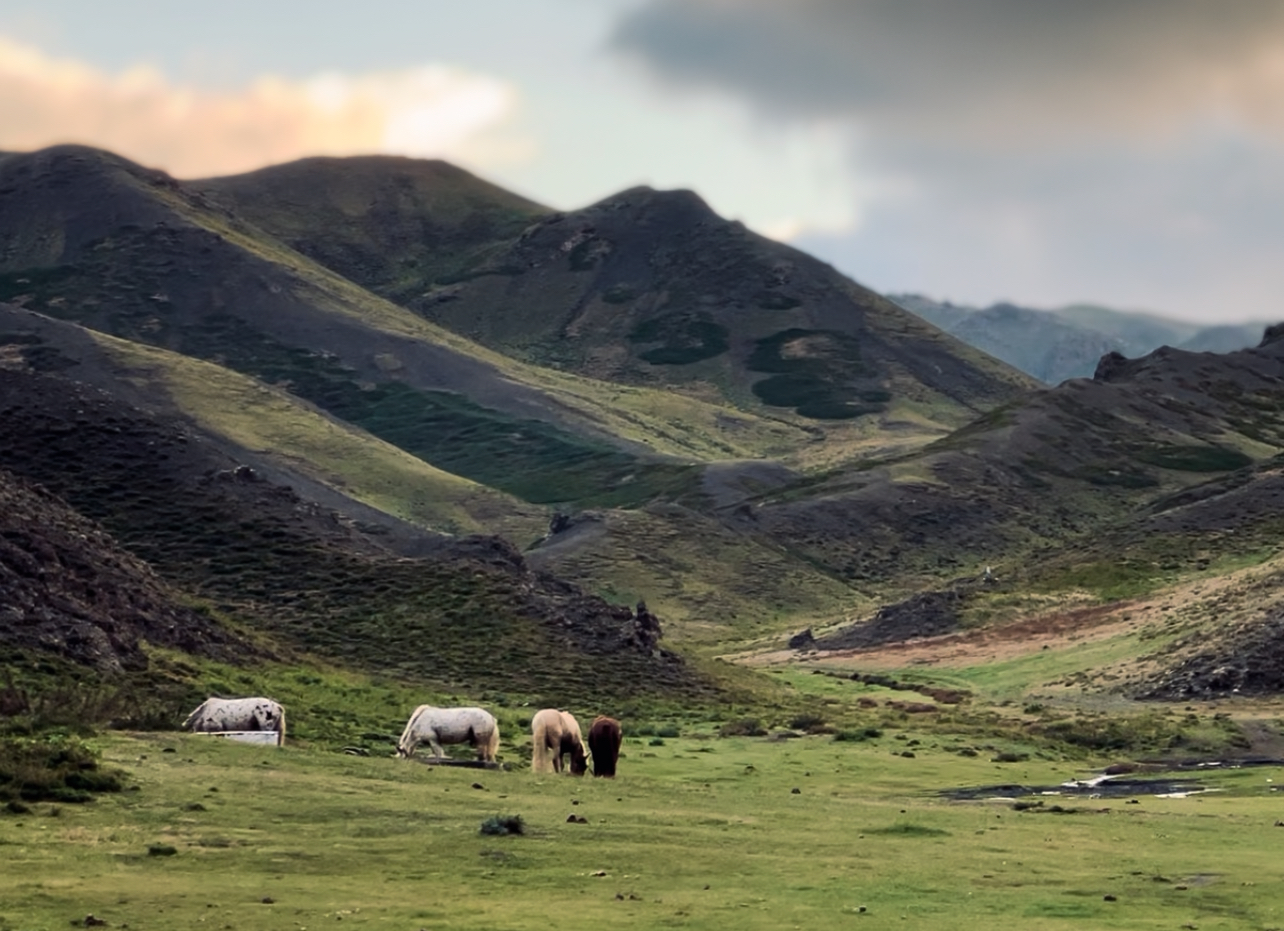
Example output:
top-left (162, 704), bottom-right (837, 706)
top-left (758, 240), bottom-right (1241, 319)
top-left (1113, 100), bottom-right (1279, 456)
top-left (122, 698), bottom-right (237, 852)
top-left (747, 330), bottom-right (1284, 591)
top-left (0, 365), bottom-right (709, 704)
top-left (0, 146), bottom-right (811, 508)
top-left (194, 163), bottom-right (1036, 443)
top-left (0, 302), bottom-right (546, 542)
top-left (0, 468), bottom-right (241, 672)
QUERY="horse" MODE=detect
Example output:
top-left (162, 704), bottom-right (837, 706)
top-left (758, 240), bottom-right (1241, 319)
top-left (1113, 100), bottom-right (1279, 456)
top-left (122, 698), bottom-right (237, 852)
top-left (587, 716), bottom-right (622, 777)
top-left (396, 705), bottom-right (500, 762)
top-left (530, 709), bottom-right (587, 775)
top-left (182, 697), bottom-right (286, 746)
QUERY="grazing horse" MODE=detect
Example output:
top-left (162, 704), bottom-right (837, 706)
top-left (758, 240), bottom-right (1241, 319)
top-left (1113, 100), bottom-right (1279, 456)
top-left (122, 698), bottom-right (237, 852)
top-left (587, 716), bottom-right (622, 778)
top-left (396, 705), bottom-right (500, 762)
top-left (530, 709), bottom-right (587, 775)
top-left (183, 697), bottom-right (286, 746)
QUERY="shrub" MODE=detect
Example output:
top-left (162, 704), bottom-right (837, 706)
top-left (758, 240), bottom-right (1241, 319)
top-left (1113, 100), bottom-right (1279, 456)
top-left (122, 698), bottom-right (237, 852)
top-left (833, 727), bottom-right (882, 743)
top-left (0, 734), bottom-right (123, 804)
top-left (648, 737), bottom-right (666, 747)
top-left (655, 724), bottom-right (681, 738)
top-left (148, 844), bottom-right (178, 857)
top-left (788, 713), bottom-right (827, 733)
top-left (479, 815), bottom-right (525, 836)
top-left (718, 718), bottom-right (767, 738)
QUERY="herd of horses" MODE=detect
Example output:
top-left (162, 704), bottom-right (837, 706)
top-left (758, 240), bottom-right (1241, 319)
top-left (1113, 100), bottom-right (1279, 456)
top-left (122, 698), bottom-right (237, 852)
top-left (184, 697), bottom-right (623, 776)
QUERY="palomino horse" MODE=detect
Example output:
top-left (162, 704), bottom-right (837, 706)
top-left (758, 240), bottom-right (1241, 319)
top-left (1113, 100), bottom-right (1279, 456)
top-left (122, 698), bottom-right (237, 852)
top-left (396, 705), bottom-right (500, 762)
top-left (183, 697), bottom-right (286, 746)
top-left (530, 709), bottom-right (587, 775)
top-left (587, 716), bottom-right (622, 777)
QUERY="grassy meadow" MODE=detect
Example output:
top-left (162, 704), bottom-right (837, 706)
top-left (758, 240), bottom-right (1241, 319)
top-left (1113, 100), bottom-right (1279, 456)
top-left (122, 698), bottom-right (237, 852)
top-left (3, 731), bottom-right (1283, 931)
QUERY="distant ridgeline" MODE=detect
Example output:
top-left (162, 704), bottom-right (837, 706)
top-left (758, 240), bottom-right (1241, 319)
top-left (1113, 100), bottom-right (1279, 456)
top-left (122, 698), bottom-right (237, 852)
top-left (891, 293), bottom-right (1270, 385)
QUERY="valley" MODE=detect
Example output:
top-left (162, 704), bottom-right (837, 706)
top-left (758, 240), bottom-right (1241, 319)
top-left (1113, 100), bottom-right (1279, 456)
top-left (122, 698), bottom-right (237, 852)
top-left (3, 144), bottom-right (1284, 928)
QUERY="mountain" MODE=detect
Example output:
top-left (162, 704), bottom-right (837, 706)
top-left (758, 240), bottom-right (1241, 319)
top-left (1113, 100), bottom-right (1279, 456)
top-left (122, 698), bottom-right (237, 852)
top-left (0, 145), bottom-right (808, 510)
top-left (0, 362), bottom-right (705, 704)
top-left (745, 330), bottom-right (1284, 590)
top-left (892, 294), bottom-right (1270, 384)
top-left (191, 155), bottom-right (551, 299)
top-left (198, 166), bottom-right (1036, 435)
top-left (12, 143), bottom-right (1284, 710)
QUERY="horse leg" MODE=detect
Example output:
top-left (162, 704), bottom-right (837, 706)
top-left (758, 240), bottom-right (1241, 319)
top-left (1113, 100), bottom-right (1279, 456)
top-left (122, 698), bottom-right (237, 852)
top-left (427, 735), bottom-right (445, 760)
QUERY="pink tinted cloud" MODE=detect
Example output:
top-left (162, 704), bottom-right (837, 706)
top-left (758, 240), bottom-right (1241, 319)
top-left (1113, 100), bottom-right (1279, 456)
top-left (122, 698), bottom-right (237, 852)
top-left (0, 35), bottom-right (518, 177)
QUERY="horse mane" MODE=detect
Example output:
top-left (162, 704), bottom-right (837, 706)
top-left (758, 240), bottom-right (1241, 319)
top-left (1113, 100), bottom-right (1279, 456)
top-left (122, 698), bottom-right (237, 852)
top-left (396, 704), bottom-right (431, 757)
top-left (482, 717), bottom-right (500, 761)
top-left (530, 708), bottom-right (558, 773)
top-left (181, 699), bottom-right (209, 731)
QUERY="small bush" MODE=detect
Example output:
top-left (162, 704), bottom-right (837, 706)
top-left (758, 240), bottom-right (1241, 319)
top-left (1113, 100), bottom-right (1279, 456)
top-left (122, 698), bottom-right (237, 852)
top-left (648, 737), bottom-right (666, 747)
top-left (479, 815), bottom-right (525, 836)
top-left (0, 734), bottom-right (123, 804)
top-left (655, 724), bottom-right (681, 738)
top-left (865, 824), bottom-right (950, 837)
top-left (833, 727), bottom-right (882, 743)
top-left (788, 713), bottom-right (827, 733)
top-left (718, 718), bottom-right (767, 738)
top-left (148, 844), bottom-right (178, 857)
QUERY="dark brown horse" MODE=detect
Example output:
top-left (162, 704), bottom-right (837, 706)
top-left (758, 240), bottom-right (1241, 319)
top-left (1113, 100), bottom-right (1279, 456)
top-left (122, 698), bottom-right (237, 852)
top-left (587, 716), bottom-right (622, 777)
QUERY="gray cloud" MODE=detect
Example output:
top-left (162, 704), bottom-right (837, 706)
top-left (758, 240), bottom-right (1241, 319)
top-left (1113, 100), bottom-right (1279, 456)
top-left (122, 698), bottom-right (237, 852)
top-left (611, 1), bottom-right (1284, 321)
top-left (614, 0), bottom-right (1284, 143)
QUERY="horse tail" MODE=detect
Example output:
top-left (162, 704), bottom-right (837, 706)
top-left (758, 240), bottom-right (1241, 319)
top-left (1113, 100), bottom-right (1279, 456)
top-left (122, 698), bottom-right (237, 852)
top-left (531, 713), bottom-right (555, 772)
top-left (276, 705), bottom-right (286, 746)
top-left (181, 699), bottom-right (209, 731)
top-left (484, 718), bottom-right (500, 763)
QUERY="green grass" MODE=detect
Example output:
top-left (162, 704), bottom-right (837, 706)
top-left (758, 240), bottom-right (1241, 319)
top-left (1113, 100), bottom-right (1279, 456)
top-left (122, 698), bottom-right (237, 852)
top-left (95, 333), bottom-right (548, 538)
top-left (2, 732), bottom-right (1282, 930)
top-left (172, 312), bottom-right (702, 509)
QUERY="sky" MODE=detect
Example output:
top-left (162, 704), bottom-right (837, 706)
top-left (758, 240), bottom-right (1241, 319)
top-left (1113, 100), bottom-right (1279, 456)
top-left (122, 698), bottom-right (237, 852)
top-left (2, 0), bottom-right (1283, 324)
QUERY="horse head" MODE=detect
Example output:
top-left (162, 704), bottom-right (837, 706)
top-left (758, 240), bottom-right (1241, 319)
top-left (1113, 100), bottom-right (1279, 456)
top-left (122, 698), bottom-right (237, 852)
top-left (570, 745), bottom-right (589, 776)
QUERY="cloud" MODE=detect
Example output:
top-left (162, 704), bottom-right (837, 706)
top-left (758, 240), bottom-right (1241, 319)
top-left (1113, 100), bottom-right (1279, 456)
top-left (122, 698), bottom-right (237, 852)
top-left (610, 1), bottom-right (1284, 321)
top-left (613, 0), bottom-right (1284, 146)
top-left (0, 35), bottom-right (524, 177)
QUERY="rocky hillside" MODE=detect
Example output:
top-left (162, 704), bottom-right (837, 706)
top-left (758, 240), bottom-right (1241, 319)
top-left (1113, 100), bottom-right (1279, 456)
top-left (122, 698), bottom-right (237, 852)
top-left (0, 468), bottom-right (241, 672)
top-left (745, 327), bottom-right (1284, 588)
top-left (0, 365), bottom-right (707, 704)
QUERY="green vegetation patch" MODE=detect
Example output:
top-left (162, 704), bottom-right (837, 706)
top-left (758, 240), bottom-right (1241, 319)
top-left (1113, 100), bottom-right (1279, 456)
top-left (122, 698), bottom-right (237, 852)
top-left (182, 314), bottom-right (697, 508)
top-left (747, 328), bottom-right (886, 420)
top-left (863, 823), bottom-right (951, 837)
top-left (1134, 444), bottom-right (1254, 472)
top-left (0, 734), bottom-right (124, 804)
top-left (628, 313), bottom-right (730, 366)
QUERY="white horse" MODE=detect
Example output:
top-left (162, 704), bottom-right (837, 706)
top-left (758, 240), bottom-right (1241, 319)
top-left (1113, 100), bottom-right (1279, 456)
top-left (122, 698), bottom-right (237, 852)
top-left (396, 705), bottom-right (500, 762)
top-left (530, 709), bottom-right (587, 775)
top-left (183, 696), bottom-right (286, 746)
